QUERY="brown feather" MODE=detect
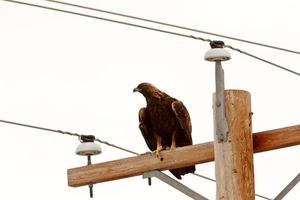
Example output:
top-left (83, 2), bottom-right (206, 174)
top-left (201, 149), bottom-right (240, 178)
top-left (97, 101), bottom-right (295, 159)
top-left (135, 83), bottom-right (195, 179)
top-left (138, 107), bottom-right (155, 151)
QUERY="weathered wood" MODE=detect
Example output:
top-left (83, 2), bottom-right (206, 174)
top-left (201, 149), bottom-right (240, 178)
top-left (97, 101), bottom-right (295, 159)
top-left (254, 125), bottom-right (300, 153)
top-left (68, 124), bottom-right (300, 187)
top-left (213, 90), bottom-right (254, 199)
top-left (68, 142), bottom-right (214, 187)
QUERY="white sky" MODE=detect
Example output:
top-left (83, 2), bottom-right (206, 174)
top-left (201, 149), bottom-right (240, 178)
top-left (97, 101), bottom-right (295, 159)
top-left (0, 0), bottom-right (299, 199)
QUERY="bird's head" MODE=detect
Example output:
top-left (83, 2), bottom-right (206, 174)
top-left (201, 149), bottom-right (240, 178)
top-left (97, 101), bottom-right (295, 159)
top-left (133, 82), bottom-right (164, 100)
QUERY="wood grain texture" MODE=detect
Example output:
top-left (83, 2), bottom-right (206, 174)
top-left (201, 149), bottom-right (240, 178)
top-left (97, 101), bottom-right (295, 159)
top-left (68, 124), bottom-right (300, 187)
top-left (68, 142), bottom-right (214, 187)
top-left (213, 90), bottom-right (254, 200)
top-left (254, 124), bottom-right (300, 153)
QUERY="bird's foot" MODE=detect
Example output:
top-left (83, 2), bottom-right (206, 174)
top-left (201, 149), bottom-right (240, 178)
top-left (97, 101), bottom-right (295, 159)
top-left (152, 146), bottom-right (163, 161)
top-left (170, 133), bottom-right (176, 150)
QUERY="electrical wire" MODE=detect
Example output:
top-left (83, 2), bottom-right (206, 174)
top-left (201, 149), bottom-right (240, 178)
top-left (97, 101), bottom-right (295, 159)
top-left (0, 119), bottom-right (139, 155)
top-left (191, 173), bottom-right (272, 200)
top-left (0, 119), bottom-right (80, 137)
top-left (0, 118), bottom-right (272, 199)
top-left (225, 44), bottom-right (300, 77)
top-left (95, 138), bottom-right (139, 155)
top-left (43, 0), bottom-right (300, 56)
top-left (192, 172), bottom-right (216, 182)
top-left (0, 118), bottom-right (208, 180)
top-left (256, 194), bottom-right (273, 200)
top-left (0, 2), bottom-right (296, 198)
top-left (1, 0), bottom-right (211, 42)
top-left (3, 0), bottom-right (300, 78)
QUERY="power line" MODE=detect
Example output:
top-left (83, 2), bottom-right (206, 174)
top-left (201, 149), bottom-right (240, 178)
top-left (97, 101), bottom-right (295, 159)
top-left (0, 118), bottom-right (272, 199)
top-left (192, 172), bottom-right (216, 182)
top-left (0, 3), bottom-right (296, 198)
top-left (191, 173), bottom-right (272, 200)
top-left (3, 0), bottom-right (300, 77)
top-left (0, 119), bottom-right (139, 155)
top-left (0, 119), bottom-right (80, 137)
top-left (0, 118), bottom-right (212, 180)
top-left (1, 0), bottom-right (212, 43)
top-left (95, 138), bottom-right (139, 155)
top-left (255, 194), bottom-right (273, 200)
top-left (225, 44), bottom-right (300, 77)
top-left (43, 0), bottom-right (300, 55)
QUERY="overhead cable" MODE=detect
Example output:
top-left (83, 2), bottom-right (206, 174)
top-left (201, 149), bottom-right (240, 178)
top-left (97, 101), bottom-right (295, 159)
top-left (0, 118), bottom-right (272, 200)
top-left (191, 173), bottom-right (272, 200)
top-left (1, 0), bottom-right (211, 42)
top-left (44, 0), bottom-right (300, 55)
top-left (225, 44), bottom-right (300, 76)
top-left (0, 118), bottom-right (210, 181)
top-left (2, 0), bottom-right (300, 77)
top-left (0, 119), bottom-right (139, 155)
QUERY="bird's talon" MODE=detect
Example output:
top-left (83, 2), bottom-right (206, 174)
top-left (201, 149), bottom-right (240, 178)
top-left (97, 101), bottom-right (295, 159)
top-left (151, 147), bottom-right (163, 160)
top-left (156, 152), bottom-right (161, 158)
top-left (156, 153), bottom-right (163, 161)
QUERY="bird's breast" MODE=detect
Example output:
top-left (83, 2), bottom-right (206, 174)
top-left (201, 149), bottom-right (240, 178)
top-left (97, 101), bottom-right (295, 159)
top-left (147, 102), bottom-right (177, 136)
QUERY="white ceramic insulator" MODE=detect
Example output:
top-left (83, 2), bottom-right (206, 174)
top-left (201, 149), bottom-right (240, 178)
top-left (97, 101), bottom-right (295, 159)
top-left (204, 48), bottom-right (231, 62)
top-left (75, 142), bottom-right (102, 156)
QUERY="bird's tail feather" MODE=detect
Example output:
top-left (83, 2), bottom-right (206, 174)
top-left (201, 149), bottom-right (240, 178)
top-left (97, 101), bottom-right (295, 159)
top-left (169, 165), bottom-right (196, 180)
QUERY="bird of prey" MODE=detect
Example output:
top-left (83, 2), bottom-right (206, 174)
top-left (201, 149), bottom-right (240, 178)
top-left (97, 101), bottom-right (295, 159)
top-left (133, 82), bottom-right (195, 179)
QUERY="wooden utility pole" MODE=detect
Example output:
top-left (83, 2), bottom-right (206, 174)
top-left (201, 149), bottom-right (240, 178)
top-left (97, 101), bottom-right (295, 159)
top-left (213, 90), bottom-right (254, 199)
top-left (67, 39), bottom-right (300, 198)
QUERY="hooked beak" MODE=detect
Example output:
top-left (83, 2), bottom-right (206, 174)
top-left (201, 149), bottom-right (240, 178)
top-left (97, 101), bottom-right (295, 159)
top-left (133, 87), bottom-right (140, 93)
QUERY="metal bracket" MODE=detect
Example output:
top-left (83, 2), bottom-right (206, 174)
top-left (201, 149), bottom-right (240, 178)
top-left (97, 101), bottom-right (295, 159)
top-left (274, 173), bottom-right (300, 200)
top-left (143, 171), bottom-right (208, 200)
top-left (215, 61), bottom-right (229, 142)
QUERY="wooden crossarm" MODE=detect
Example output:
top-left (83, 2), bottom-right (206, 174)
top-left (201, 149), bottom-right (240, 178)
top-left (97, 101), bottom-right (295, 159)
top-left (68, 124), bottom-right (300, 187)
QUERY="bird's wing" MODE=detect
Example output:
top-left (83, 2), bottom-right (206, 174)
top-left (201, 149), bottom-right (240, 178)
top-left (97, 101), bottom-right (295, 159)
top-left (139, 107), bottom-right (156, 151)
top-left (171, 101), bottom-right (193, 144)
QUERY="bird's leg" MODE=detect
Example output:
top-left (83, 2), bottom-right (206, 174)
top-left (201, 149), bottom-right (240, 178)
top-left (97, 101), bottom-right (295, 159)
top-left (152, 134), bottom-right (163, 159)
top-left (170, 132), bottom-right (176, 150)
